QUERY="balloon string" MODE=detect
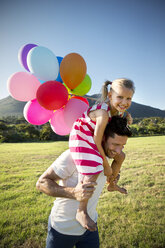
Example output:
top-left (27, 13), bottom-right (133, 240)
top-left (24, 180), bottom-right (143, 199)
top-left (68, 93), bottom-right (97, 101)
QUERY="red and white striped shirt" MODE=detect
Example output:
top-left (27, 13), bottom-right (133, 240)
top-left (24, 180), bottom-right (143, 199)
top-left (69, 102), bottom-right (112, 175)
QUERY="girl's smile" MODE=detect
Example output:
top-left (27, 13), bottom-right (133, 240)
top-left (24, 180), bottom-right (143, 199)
top-left (108, 86), bottom-right (134, 114)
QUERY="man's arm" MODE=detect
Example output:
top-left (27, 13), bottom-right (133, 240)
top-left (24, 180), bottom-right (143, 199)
top-left (36, 167), bottom-right (96, 201)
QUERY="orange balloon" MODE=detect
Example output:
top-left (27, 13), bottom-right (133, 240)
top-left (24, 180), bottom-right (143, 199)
top-left (60, 53), bottom-right (87, 90)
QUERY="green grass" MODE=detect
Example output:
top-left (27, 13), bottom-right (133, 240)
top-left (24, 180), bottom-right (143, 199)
top-left (0, 137), bottom-right (165, 248)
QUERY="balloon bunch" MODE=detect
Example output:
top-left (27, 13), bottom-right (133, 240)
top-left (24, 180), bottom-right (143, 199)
top-left (7, 43), bottom-right (92, 135)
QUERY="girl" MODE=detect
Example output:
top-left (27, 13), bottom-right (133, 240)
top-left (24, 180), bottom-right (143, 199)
top-left (69, 78), bottom-right (135, 231)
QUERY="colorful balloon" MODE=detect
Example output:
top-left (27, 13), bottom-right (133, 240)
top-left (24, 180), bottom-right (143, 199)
top-left (70, 74), bottom-right (92, 96)
top-left (63, 97), bottom-right (89, 128)
top-left (27, 46), bottom-right (59, 81)
top-left (71, 95), bottom-right (89, 106)
top-left (18, 43), bottom-right (37, 71)
top-left (60, 53), bottom-right (87, 90)
top-left (36, 81), bottom-right (68, 110)
top-left (63, 83), bottom-right (71, 94)
top-left (39, 79), bottom-right (45, 84)
top-left (7, 72), bottom-right (41, 101)
top-left (50, 108), bottom-right (71, 135)
top-left (24, 99), bottom-right (53, 125)
top-left (56, 56), bottom-right (63, 83)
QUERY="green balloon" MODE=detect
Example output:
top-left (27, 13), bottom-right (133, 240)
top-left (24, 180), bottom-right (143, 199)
top-left (71, 74), bottom-right (92, 96)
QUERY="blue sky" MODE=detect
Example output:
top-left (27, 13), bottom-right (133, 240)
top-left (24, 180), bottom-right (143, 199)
top-left (0, 0), bottom-right (165, 110)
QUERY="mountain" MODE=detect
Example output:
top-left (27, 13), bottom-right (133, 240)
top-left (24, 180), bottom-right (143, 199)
top-left (0, 96), bottom-right (26, 117)
top-left (0, 95), bottom-right (165, 118)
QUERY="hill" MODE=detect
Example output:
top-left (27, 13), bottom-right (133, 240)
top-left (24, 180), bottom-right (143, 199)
top-left (86, 94), bottom-right (165, 118)
top-left (0, 96), bottom-right (26, 117)
top-left (0, 95), bottom-right (165, 118)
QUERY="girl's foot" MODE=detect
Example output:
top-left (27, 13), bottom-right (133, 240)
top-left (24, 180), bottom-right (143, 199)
top-left (76, 210), bottom-right (97, 232)
top-left (107, 183), bottom-right (127, 194)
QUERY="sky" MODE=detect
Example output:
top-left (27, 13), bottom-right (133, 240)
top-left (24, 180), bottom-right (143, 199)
top-left (0, 0), bottom-right (165, 110)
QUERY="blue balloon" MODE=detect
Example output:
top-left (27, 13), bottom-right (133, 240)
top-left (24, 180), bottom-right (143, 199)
top-left (57, 56), bottom-right (63, 64)
top-left (56, 56), bottom-right (63, 83)
top-left (27, 46), bottom-right (59, 81)
top-left (39, 79), bottom-right (45, 84)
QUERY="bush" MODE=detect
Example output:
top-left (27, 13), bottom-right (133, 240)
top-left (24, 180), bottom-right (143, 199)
top-left (0, 116), bottom-right (164, 142)
top-left (130, 117), bottom-right (165, 136)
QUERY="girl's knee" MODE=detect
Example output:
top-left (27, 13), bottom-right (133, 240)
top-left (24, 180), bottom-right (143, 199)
top-left (121, 151), bottom-right (126, 160)
top-left (83, 174), bottom-right (99, 183)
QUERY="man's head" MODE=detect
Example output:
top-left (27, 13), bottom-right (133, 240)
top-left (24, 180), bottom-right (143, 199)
top-left (102, 116), bottom-right (132, 158)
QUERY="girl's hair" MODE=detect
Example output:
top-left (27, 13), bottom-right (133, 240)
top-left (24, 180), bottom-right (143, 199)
top-left (101, 78), bottom-right (135, 102)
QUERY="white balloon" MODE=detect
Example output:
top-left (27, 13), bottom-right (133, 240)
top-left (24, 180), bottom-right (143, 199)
top-left (27, 46), bottom-right (59, 81)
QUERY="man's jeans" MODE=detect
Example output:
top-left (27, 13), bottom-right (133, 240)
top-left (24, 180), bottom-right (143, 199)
top-left (46, 217), bottom-right (99, 248)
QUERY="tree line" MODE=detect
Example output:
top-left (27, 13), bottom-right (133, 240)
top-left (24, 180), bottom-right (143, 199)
top-left (0, 116), bottom-right (165, 143)
top-left (0, 116), bottom-right (68, 143)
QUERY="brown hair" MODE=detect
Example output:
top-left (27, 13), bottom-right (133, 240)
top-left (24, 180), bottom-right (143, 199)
top-left (101, 78), bottom-right (135, 102)
top-left (104, 116), bottom-right (132, 140)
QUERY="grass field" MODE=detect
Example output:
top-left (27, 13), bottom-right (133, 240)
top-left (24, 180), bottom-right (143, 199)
top-left (0, 136), bottom-right (165, 248)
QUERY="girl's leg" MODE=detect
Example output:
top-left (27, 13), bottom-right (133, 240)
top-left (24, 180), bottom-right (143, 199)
top-left (76, 174), bottom-right (99, 232)
top-left (107, 152), bottom-right (127, 194)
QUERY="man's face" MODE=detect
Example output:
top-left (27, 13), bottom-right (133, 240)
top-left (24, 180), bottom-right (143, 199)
top-left (103, 134), bottom-right (128, 158)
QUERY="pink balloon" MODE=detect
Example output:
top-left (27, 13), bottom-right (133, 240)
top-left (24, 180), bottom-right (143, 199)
top-left (63, 98), bottom-right (89, 128)
top-left (23, 99), bottom-right (53, 125)
top-left (50, 108), bottom-right (71, 135)
top-left (7, 72), bottom-right (41, 101)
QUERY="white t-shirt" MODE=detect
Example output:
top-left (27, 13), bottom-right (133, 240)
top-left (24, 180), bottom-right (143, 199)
top-left (50, 149), bottom-right (106, 235)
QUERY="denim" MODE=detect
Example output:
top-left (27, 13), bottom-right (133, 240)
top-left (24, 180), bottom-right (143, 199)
top-left (46, 217), bottom-right (99, 248)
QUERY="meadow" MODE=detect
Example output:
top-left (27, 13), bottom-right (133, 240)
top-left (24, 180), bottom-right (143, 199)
top-left (0, 136), bottom-right (164, 248)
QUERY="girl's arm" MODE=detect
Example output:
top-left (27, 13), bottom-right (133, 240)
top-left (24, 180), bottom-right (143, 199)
top-left (93, 109), bottom-right (112, 177)
top-left (125, 111), bottom-right (133, 125)
top-left (120, 111), bottom-right (133, 125)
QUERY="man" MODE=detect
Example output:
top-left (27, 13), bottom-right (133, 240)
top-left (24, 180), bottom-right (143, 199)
top-left (36, 116), bottom-right (132, 248)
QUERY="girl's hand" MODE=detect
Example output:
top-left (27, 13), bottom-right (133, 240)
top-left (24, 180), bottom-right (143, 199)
top-left (126, 112), bottom-right (133, 125)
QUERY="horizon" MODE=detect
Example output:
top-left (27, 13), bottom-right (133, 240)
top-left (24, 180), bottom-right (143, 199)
top-left (1, 94), bottom-right (165, 111)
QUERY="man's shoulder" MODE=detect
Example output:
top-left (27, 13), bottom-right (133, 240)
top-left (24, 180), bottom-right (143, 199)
top-left (53, 149), bottom-right (74, 167)
top-left (51, 149), bottom-right (76, 179)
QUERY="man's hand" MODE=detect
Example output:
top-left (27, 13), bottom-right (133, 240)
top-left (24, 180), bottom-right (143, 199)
top-left (36, 167), bottom-right (97, 200)
top-left (73, 181), bottom-right (97, 202)
top-left (104, 165), bottom-right (113, 183)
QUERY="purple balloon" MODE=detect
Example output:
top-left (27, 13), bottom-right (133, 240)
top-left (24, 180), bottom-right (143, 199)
top-left (18, 43), bottom-right (37, 71)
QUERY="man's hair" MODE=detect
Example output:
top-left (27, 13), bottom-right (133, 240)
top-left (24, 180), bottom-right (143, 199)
top-left (104, 116), bottom-right (132, 141)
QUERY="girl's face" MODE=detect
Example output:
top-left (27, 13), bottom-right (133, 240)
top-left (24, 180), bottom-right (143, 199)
top-left (108, 86), bottom-right (134, 113)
